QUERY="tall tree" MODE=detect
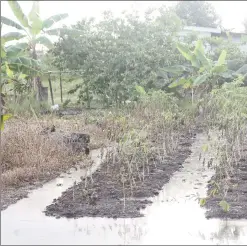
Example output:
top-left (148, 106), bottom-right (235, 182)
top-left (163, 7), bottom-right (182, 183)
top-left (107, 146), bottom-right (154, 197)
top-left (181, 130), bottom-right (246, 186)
top-left (174, 1), bottom-right (221, 28)
top-left (50, 8), bottom-right (183, 107)
top-left (1, 1), bottom-right (69, 101)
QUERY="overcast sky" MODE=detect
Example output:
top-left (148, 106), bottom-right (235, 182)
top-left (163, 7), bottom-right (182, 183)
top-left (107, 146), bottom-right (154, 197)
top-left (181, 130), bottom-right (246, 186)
top-left (1, 1), bottom-right (247, 33)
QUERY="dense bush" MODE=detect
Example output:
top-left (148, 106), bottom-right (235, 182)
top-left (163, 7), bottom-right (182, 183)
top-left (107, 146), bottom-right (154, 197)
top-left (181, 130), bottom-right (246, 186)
top-left (50, 8), bottom-right (184, 107)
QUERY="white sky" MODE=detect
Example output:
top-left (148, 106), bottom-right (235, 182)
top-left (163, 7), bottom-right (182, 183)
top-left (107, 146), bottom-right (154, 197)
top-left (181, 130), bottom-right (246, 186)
top-left (1, 1), bottom-right (247, 33)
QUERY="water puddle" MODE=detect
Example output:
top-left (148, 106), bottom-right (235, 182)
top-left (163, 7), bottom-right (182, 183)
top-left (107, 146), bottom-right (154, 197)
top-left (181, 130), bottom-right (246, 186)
top-left (1, 134), bottom-right (247, 245)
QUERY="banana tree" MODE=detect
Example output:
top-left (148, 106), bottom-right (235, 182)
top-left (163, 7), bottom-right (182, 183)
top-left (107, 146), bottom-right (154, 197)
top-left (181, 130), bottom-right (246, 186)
top-left (1, 22), bottom-right (41, 131)
top-left (1, 0), bottom-right (71, 100)
top-left (159, 40), bottom-right (228, 104)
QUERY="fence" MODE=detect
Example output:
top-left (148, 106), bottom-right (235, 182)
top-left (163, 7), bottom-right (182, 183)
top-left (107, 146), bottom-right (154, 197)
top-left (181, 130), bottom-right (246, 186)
top-left (42, 70), bottom-right (84, 105)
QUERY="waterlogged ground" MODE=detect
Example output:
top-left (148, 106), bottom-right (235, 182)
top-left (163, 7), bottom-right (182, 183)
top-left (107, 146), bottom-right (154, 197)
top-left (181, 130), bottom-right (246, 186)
top-left (1, 134), bottom-right (247, 245)
top-left (44, 132), bottom-right (195, 219)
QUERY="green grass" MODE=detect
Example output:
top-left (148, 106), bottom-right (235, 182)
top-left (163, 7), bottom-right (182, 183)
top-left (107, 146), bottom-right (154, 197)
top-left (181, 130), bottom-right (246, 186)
top-left (42, 76), bottom-right (80, 106)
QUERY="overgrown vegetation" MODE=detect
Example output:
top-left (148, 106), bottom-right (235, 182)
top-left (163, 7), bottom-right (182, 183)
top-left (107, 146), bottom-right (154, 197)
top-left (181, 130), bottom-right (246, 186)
top-left (1, 0), bottom-right (247, 216)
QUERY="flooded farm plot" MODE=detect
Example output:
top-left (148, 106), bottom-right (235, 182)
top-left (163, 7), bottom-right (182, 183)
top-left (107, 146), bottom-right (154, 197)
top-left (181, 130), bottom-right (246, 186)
top-left (1, 133), bottom-right (247, 245)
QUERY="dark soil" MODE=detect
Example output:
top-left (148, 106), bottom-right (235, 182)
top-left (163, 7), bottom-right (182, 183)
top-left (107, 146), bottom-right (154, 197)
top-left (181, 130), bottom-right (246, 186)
top-left (44, 132), bottom-right (196, 219)
top-left (205, 157), bottom-right (247, 219)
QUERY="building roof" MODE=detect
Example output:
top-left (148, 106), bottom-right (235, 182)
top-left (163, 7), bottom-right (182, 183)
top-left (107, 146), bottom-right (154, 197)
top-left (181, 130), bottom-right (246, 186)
top-left (183, 26), bottom-right (246, 37)
top-left (184, 26), bottom-right (221, 34)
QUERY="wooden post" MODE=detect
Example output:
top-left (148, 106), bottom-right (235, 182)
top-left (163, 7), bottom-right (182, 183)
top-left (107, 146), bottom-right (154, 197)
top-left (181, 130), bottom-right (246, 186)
top-left (48, 73), bottom-right (54, 105)
top-left (59, 71), bottom-right (63, 103)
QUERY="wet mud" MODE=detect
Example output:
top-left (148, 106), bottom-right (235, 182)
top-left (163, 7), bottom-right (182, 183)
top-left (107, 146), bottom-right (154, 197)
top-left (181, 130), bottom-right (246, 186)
top-left (2, 133), bottom-right (247, 245)
top-left (205, 156), bottom-right (247, 219)
top-left (44, 132), bottom-right (196, 219)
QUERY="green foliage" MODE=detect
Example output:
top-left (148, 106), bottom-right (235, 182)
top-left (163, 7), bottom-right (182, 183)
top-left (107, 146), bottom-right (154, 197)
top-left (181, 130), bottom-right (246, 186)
top-left (8, 0), bottom-right (29, 28)
top-left (160, 40), bottom-right (228, 101)
top-left (135, 85), bottom-right (146, 96)
top-left (174, 1), bottom-right (221, 28)
top-left (200, 76), bottom-right (247, 211)
top-left (62, 99), bottom-right (71, 108)
top-left (219, 200), bottom-right (230, 212)
top-left (199, 198), bottom-right (207, 207)
top-left (49, 8), bottom-right (183, 107)
top-left (0, 114), bottom-right (12, 131)
top-left (1, 0), bottom-right (73, 61)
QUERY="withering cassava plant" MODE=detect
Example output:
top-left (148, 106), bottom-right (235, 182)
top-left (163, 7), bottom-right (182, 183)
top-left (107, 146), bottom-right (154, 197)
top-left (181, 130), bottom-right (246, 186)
top-left (100, 90), bottom-right (197, 196)
top-left (200, 76), bottom-right (247, 209)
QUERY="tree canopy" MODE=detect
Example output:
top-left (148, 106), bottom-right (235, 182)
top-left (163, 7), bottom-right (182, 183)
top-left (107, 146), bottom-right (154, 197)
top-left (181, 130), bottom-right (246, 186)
top-left (49, 8), bottom-right (184, 107)
top-left (174, 1), bottom-right (221, 28)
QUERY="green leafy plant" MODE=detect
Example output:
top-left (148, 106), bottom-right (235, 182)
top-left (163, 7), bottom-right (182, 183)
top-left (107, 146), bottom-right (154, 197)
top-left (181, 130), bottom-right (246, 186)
top-left (219, 200), bottom-right (230, 212)
top-left (50, 7), bottom-right (183, 107)
top-left (1, 1), bottom-right (81, 100)
top-left (159, 40), bottom-right (229, 104)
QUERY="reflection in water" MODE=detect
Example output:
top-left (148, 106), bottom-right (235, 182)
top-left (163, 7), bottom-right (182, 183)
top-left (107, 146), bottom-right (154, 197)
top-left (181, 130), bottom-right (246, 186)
top-left (1, 134), bottom-right (247, 245)
top-left (210, 221), bottom-right (246, 242)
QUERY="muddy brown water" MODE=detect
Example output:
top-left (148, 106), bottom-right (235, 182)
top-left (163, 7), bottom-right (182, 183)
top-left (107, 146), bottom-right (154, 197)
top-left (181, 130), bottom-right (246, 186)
top-left (1, 133), bottom-right (247, 245)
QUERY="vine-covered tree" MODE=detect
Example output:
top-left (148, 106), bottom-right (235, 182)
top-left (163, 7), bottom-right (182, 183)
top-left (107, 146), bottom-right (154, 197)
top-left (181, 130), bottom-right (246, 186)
top-left (174, 1), bottom-right (221, 28)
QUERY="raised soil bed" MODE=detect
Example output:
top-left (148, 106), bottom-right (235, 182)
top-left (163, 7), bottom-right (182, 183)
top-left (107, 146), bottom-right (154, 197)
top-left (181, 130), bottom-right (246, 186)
top-left (44, 132), bottom-right (197, 219)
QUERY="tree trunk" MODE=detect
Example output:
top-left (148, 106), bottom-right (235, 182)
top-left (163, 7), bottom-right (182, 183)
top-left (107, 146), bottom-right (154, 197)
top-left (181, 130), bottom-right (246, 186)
top-left (59, 71), bottom-right (63, 103)
top-left (32, 45), bottom-right (43, 102)
top-left (85, 81), bottom-right (90, 109)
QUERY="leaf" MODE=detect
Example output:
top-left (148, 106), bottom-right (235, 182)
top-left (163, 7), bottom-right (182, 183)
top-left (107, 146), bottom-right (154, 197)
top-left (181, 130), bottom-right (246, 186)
top-left (193, 73), bottom-right (209, 86)
top-left (219, 71), bottom-right (233, 79)
top-left (1, 46), bottom-right (6, 58)
top-left (190, 54), bottom-right (201, 68)
top-left (18, 73), bottom-right (28, 80)
top-left (1, 32), bottom-right (25, 44)
top-left (28, 1), bottom-right (43, 35)
top-left (199, 66), bottom-right (206, 73)
top-left (8, 56), bottom-right (41, 75)
top-left (135, 85), bottom-right (146, 95)
top-left (212, 65), bottom-right (227, 74)
top-left (161, 65), bottom-right (188, 75)
top-left (176, 43), bottom-right (193, 61)
top-left (5, 42), bottom-right (29, 57)
top-left (219, 200), bottom-right (230, 212)
top-left (183, 81), bottom-right (192, 89)
top-left (35, 36), bottom-right (53, 49)
top-left (5, 61), bottom-right (14, 78)
top-left (42, 13), bottom-right (69, 29)
top-left (157, 70), bottom-right (169, 79)
top-left (202, 144), bottom-right (208, 152)
top-left (1, 16), bottom-right (25, 30)
top-left (227, 59), bottom-right (244, 71)
top-left (200, 198), bottom-right (206, 207)
top-left (195, 49), bottom-right (211, 70)
top-left (194, 40), bottom-right (205, 55)
top-left (210, 188), bottom-right (218, 197)
top-left (169, 78), bottom-right (189, 88)
top-left (217, 50), bottom-right (227, 66)
top-left (0, 114), bottom-right (12, 131)
top-left (235, 64), bottom-right (247, 75)
top-left (8, 1), bottom-right (29, 28)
